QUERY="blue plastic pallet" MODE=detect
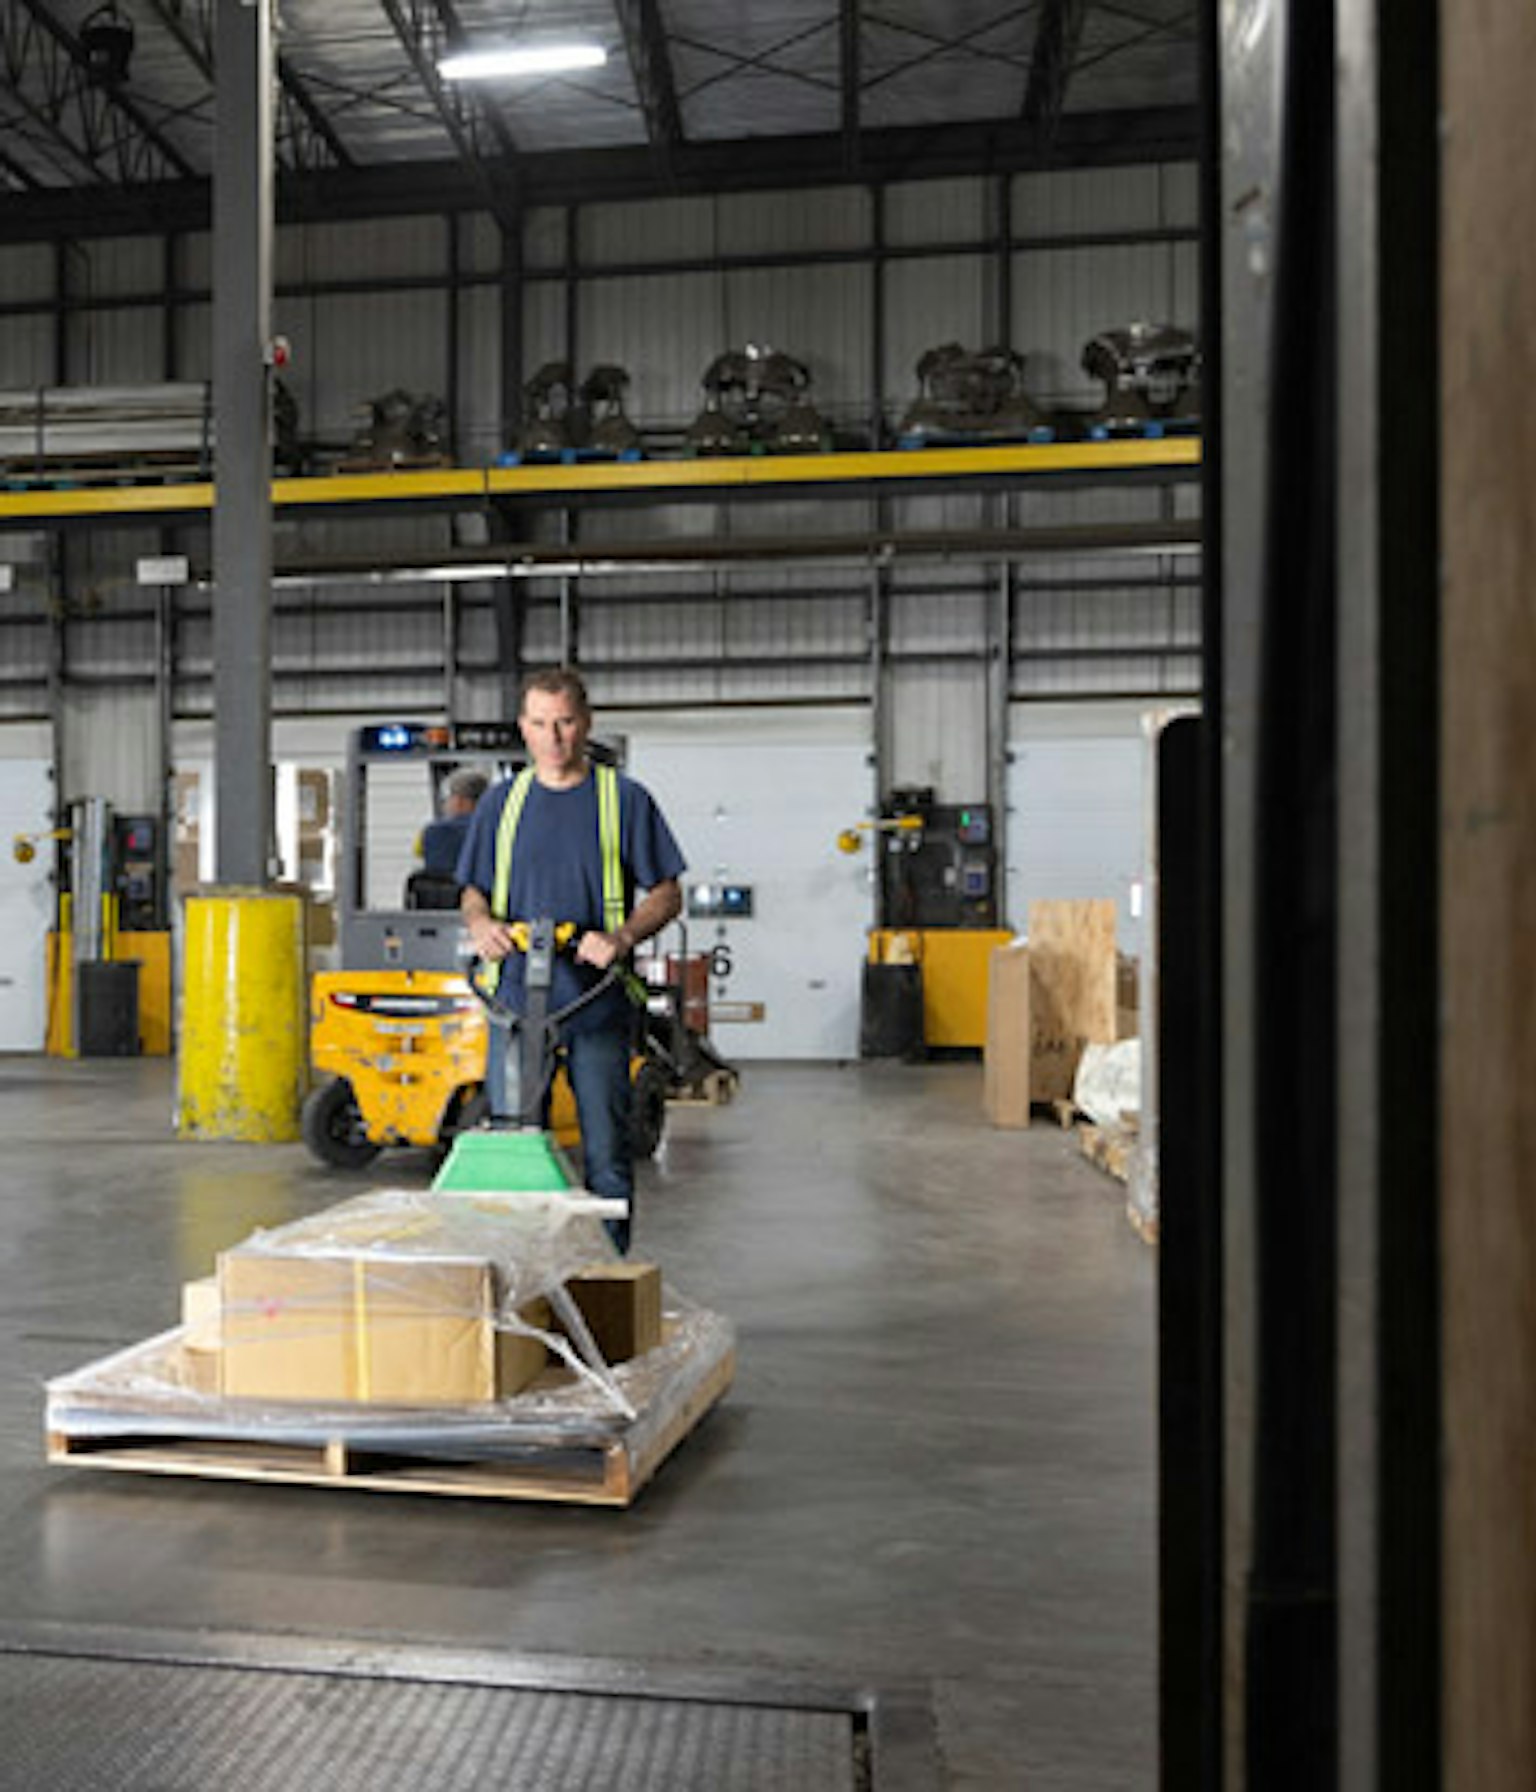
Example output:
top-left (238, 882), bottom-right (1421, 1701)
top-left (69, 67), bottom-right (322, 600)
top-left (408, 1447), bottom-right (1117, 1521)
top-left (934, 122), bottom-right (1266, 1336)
top-left (496, 447), bottom-right (644, 468)
top-left (896, 426), bottom-right (1056, 451)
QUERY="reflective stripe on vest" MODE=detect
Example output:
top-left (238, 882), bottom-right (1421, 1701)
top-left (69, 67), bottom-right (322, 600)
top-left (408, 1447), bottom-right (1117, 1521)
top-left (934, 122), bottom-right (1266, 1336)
top-left (596, 761), bottom-right (624, 933)
top-left (486, 763), bottom-right (638, 999)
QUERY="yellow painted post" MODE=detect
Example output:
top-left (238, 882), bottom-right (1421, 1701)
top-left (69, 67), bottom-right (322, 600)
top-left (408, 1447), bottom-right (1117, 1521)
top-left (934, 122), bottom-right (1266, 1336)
top-left (178, 888), bottom-right (307, 1141)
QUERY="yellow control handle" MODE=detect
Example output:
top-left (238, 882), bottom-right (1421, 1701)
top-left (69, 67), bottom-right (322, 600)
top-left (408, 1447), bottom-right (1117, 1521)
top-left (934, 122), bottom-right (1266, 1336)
top-left (506, 920), bottom-right (580, 952)
top-left (835, 815), bottom-right (924, 855)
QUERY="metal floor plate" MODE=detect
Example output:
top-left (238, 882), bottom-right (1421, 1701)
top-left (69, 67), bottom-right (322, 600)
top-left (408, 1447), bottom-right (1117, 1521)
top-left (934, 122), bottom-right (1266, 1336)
top-left (0, 1626), bottom-right (940, 1792)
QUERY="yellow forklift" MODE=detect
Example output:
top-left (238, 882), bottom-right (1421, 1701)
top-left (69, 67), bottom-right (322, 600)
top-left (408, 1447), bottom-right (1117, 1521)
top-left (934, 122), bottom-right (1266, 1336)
top-left (301, 722), bottom-right (676, 1169)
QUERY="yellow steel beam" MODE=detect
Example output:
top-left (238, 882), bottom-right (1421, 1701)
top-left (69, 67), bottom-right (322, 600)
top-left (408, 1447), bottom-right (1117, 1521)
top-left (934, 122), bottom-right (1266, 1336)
top-left (0, 438), bottom-right (1201, 525)
top-left (484, 437), bottom-right (1202, 497)
top-left (0, 481), bottom-right (215, 520)
top-left (270, 468), bottom-right (489, 507)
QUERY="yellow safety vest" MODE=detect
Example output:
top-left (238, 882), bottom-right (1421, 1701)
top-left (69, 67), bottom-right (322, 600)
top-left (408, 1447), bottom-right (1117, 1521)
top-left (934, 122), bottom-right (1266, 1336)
top-left (486, 762), bottom-right (641, 999)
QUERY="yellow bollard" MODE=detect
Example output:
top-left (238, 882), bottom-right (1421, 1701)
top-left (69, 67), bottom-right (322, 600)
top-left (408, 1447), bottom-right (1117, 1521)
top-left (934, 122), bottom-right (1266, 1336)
top-left (178, 888), bottom-right (307, 1142)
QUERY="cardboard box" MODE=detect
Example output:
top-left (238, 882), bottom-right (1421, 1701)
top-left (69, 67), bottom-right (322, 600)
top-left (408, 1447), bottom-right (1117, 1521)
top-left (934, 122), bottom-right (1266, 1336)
top-left (218, 1251), bottom-right (497, 1404)
top-left (180, 1275), bottom-right (221, 1349)
top-left (1027, 899), bottom-right (1118, 1103)
top-left (560, 1262), bottom-right (663, 1363)
top-left (179, 1276), bottom-right (223, 1394)
top-left (173, 838), bottom-right (201, 894)
top-left (495, 1297), bottom-right (553, 1396)
top-left (297, 768), bottom-right (331, 831)
top-left (305, 896), bottom-right (337, 949)
top-left (177, 1342), bottom-right (221, 1396)
top-left (984, 941), bottom-right (1032, 1128)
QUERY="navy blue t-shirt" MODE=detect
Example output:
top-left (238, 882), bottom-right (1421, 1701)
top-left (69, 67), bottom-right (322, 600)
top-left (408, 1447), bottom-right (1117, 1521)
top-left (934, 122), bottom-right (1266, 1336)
top-left (456, 767), bottom-right (686, 1034)
top-left (420, 811), bottom-right (472, 875)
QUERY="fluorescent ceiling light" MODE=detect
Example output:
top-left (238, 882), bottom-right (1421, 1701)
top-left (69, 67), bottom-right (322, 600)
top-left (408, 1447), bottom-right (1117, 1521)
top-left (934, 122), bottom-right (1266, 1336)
top-left (439, 42), bottom-right (606, 79)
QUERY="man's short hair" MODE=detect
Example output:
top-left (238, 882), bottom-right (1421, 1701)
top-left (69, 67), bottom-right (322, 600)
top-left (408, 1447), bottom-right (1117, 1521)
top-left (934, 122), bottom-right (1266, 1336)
top-left (446, 769), bottom-right (488, 804)
top-left (518, 665), bottom-right (590, 716)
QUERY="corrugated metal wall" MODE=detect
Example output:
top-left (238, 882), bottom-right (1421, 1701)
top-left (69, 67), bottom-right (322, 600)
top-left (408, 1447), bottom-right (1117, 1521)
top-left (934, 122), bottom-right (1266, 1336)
top-left (0, 163), bottom-right (1200, 806)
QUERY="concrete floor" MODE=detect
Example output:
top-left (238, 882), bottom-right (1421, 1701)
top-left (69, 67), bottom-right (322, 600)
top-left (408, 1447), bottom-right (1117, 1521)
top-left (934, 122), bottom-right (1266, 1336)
top-left (0, 1056), bottom-right (1156, 1790)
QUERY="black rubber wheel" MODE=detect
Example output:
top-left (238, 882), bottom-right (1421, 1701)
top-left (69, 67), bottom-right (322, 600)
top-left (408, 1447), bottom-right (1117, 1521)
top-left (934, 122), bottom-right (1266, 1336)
top-left (301, 1077), bottom-right (382, 1170)
top-left (629, 1058), bottom-right (669, 1160)
top-left (444, 1086), bottom-right (488, 1140)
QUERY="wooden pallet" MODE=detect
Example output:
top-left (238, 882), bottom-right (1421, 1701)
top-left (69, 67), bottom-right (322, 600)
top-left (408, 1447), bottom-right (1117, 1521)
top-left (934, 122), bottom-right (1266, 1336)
top-left (1079, 1122), bottom-right (1134, 1185)
top-left (667, 1069), bottom-right (738, 1108)
top-left (335, 452), bottom-right (455, 474)
top-left (1126, 1201), bottom-right (1159, 1246)
top-left (48, 1347), bottom-right (734, 1508)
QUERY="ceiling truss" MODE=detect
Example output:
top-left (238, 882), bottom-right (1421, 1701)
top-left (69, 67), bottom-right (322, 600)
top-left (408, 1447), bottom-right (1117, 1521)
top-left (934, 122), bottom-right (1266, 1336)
top-left (0, 0), bottom-right (1200, 237)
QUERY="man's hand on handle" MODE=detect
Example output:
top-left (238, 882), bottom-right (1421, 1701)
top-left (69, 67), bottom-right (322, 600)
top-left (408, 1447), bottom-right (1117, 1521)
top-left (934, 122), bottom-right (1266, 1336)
top-left (461, 889), bottom-right (516, 962)
top-left (575, 929), bottom-right (628, 971)
top-left (466, 912), bottom-right (516, 961)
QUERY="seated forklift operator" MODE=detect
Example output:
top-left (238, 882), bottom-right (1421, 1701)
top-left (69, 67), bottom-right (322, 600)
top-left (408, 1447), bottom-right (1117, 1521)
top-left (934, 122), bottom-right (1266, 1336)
top-left (419, 768), bottom-right (488, 876)
top-left (457, 667), bottom-right (684, 1252)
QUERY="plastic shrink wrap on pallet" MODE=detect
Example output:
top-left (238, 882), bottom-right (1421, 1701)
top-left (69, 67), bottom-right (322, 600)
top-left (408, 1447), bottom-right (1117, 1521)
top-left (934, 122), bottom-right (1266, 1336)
top-left (45, 1187), bottom-right (735, 1465)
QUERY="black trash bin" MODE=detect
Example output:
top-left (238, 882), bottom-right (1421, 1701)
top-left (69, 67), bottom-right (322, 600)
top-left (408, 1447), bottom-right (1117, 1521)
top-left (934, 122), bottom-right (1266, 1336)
top-left (859, 962), bottom-right (924, 1060)
top-left (77, 959), bottom-right (141, 1057)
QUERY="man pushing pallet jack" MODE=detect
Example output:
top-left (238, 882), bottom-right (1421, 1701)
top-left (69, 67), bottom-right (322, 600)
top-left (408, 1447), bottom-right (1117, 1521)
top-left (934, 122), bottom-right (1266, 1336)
top-left (455, 665), bottom-right (688, 1256)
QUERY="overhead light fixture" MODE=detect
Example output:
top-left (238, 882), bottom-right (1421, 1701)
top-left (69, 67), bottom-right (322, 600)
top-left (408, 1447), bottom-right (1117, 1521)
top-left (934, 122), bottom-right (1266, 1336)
top-left (80, 2), bottom-right (134, 87)
top-left (439, 43), bottom-right (607, 80)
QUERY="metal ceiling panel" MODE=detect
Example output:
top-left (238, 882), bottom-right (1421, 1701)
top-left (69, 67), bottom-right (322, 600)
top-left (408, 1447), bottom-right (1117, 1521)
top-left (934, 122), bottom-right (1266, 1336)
top-left (668, 0), bottom-right (841, 140)
top-left (277, 0), bottom-right (460, 166)
top-left (1066, 0), bottom-right (1197, 114)
top-left (861, 0), bottom-right (1036, 130)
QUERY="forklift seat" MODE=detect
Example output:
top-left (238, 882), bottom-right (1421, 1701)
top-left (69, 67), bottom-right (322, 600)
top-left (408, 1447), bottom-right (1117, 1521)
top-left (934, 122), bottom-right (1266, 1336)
top-left (404, 869), bottom-right (463, 911)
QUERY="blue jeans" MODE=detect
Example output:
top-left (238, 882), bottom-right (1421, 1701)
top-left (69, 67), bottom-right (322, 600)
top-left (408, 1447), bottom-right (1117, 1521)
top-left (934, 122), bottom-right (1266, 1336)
top-left (485, 1020), bottom-right (634, 1254)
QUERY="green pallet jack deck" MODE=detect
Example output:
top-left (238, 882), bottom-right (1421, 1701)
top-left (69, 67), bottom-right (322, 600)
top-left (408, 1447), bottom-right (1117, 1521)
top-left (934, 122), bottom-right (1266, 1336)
top-left (431, 1129), bottom-right (577, 1194)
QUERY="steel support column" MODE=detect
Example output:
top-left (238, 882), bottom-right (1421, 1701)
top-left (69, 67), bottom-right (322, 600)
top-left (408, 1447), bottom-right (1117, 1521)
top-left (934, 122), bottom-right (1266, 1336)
top-left (211, 0), bottom-right (275, 885)
top-left (986, 516), bottom-right (1013, 896)
top-left (1218, 4), bottom-right (1281, 1779)
top-left (1337, 1), bottom-right (1441, 1787)
top-left (500, 215), bottom-right (524, 447)
top-left (869, 184), bottom-right (885, 448)
top-left (445, 214), bottom-right (460, 464)
top-left (564, 205), bottom-right (580, 379)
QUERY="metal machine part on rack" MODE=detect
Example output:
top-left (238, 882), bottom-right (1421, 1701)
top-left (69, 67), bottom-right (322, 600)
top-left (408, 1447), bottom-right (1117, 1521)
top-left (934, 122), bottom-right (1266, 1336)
top-left (1080, 322), bottom-right (1202, 436)
top-left (683, 344), bottom-right (830, 456)
top-left (579, 364), bottom-right (642, 458)
top-left (340, 388), bottom-right (451, 472)
top-left (509, 362), bottom-right (643, 463)
top-left (897, 343), bottom-right (1050, 447)
top-left (515, 361), bottom-right (576, 461)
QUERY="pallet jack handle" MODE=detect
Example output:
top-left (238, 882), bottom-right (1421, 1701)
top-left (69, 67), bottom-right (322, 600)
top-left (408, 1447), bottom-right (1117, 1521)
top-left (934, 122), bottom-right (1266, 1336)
top-left (464, 917), bottom-right (621, 1127)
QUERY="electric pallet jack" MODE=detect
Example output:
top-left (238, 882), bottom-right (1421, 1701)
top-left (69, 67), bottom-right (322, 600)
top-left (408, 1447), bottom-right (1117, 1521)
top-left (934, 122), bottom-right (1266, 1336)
top-left (428, 916), bottom-right (641, 1414)
top-left (437, 918), bottom-right (627, 1197)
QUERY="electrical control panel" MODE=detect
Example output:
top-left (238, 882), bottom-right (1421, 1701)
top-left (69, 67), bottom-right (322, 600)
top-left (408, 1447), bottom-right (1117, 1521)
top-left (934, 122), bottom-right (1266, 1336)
top-left (878, 794), bottom-right (998, 928)
top-left (111, 813), bottom-right (162, 930)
